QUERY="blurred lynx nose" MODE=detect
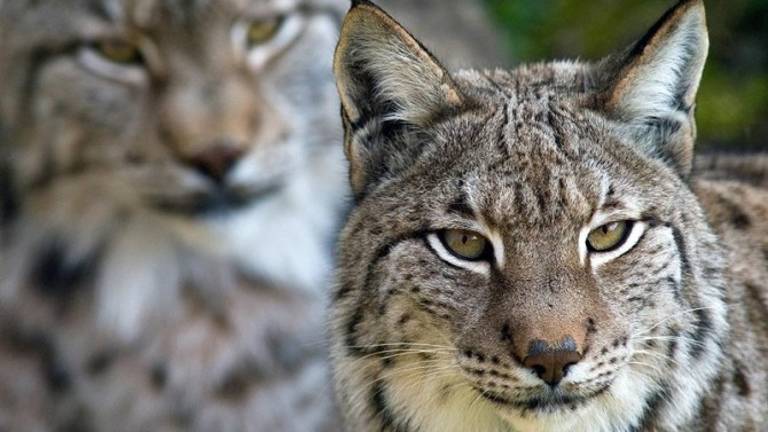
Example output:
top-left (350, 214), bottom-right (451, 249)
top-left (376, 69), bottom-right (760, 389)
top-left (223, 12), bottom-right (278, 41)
top-left (159, 74), bottom-right (257, 175)
top-left (187, 140), bottom-right (246, 183)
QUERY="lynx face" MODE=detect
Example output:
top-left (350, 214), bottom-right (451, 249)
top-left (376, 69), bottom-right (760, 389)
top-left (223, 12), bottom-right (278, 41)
top-left (0, 0), bottom-right (347, 332)
top-left (1, 0), bottom-right (343, 216)
top-left (331, 1), bottom-right (728, 431)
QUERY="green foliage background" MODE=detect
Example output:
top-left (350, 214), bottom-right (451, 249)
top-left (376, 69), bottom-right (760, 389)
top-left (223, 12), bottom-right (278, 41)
top-left (484, 0), bottom-right (768, 151)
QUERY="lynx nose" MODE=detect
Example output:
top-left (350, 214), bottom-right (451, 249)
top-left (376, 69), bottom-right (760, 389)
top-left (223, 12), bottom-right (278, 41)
top-left (523, 337), bottom-right (583, 387)
top-left (189, 141), bottom-right (245, 183)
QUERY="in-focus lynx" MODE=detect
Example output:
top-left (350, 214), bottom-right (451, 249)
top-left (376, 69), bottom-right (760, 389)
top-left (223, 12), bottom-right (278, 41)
top-left (331, 1), bottom-right (768, 431)
top-left (0, 1), bottom-right (348, 431)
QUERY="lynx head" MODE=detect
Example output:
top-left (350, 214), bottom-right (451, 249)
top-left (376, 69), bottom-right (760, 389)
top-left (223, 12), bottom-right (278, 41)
top-left (0, 0), bottom-right (346, 339)
top-left (332, 1), bottom-right (728, 431)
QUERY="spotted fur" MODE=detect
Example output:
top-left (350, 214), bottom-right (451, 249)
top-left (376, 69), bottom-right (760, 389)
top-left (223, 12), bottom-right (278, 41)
top-left (330, 1), bottom-right (768, 431)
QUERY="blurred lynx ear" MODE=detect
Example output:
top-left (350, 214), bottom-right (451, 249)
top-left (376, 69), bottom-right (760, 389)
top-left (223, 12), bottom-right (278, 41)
top-left (603, 0), bottom-right (708, 176)
top-left (334, 0), bottom-right (464, 196)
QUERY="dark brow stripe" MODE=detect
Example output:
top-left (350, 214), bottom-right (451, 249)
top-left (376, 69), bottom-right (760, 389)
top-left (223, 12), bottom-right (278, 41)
top-left (669, 224), bottom-right (691, 277)
top-left (446, 193), bottom-right (474, 218)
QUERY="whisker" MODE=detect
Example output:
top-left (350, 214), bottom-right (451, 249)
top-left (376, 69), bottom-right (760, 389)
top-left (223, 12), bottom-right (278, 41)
top-left (631, 335), bottom-right (709, 349)
top-left (341, 342), bottom-right (457, 350)
top-left (627, 361), bottom-right (664, 377)
top-left (346, 363), bottom-right (459, 405)
top-left (631, 305), bottom-right (728, 338)
top-left (344, 348), bottom-right (455, 365)
top-left (631, 349), bottom-right (683, 368)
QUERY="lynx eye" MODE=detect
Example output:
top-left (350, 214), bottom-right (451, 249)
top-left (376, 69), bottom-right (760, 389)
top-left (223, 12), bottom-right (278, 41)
top-left (246, 16), bottom-right (284, 46)
top-left (440, 229), bottom-right (489, 261)
top-left (587, 221), bottom-right (631, 252)
top-left (93, 40), bottom-right (144, 65)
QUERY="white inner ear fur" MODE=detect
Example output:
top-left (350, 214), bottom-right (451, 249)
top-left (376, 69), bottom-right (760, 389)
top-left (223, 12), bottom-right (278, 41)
top-left (347, 36), bottom-right (456, 124)
top-left (615, 6), bottom-right (708, 120)
top-left (426, 233), bottom-right (490, 276)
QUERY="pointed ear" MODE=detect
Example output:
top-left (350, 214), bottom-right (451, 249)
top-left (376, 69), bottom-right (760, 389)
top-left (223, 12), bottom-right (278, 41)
top-left (334, 0), bottom-right (465, 196)
top-left (602, 0), bottom-right (708, 176)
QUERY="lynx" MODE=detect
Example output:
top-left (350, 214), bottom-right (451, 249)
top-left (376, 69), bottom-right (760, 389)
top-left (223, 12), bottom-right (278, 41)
top-left (330, 1), bottom-right (768, 431)
top-left (0, 1), bottom-right (348, 431)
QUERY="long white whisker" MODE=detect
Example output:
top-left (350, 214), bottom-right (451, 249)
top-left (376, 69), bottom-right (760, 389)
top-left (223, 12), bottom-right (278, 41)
top-left (345, 348), bottom-right (455, 365)
top-left (632, 305), bottom-right (723, 338)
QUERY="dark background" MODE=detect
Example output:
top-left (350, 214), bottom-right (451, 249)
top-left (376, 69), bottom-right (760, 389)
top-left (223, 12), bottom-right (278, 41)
top-left (485, 0), bottom-right (768, 152)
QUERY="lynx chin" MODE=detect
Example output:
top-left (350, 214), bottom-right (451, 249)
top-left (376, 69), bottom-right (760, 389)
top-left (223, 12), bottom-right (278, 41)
top-left (330, 1), bottom-right (768, 431)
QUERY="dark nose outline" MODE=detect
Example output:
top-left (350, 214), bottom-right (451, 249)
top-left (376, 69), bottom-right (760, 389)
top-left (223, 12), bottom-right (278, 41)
top-left (523, 337), bottom-right (583, 387)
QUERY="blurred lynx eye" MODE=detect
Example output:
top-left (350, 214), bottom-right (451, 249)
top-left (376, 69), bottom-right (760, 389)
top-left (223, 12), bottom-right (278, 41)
top-left (235, 14), bottom-right (304, 69)
top-left (246, 16), bottom-right (284, 46)
top-left (440, 229), bottom-right (489, 261)
top-left (587, 221), bottom-right (631, 252)
top-left (93, 40), bottom-right (144, 65)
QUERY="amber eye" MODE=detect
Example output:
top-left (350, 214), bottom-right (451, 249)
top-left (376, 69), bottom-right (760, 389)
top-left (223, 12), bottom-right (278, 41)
top-left (246, 16), bottom-right (284, 46)
top-left (93, 40), bottom-right (144, 65)
top-left (440, 229), bottom-right (490, 261)
top-left (587, 221), bottom-right (631, 252)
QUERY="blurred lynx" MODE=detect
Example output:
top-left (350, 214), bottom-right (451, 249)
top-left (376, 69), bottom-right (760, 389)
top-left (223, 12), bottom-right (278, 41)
top-left (330, 1), bottom-right (768, 431)
top-left (0, 1), bottom-right (348, 431)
